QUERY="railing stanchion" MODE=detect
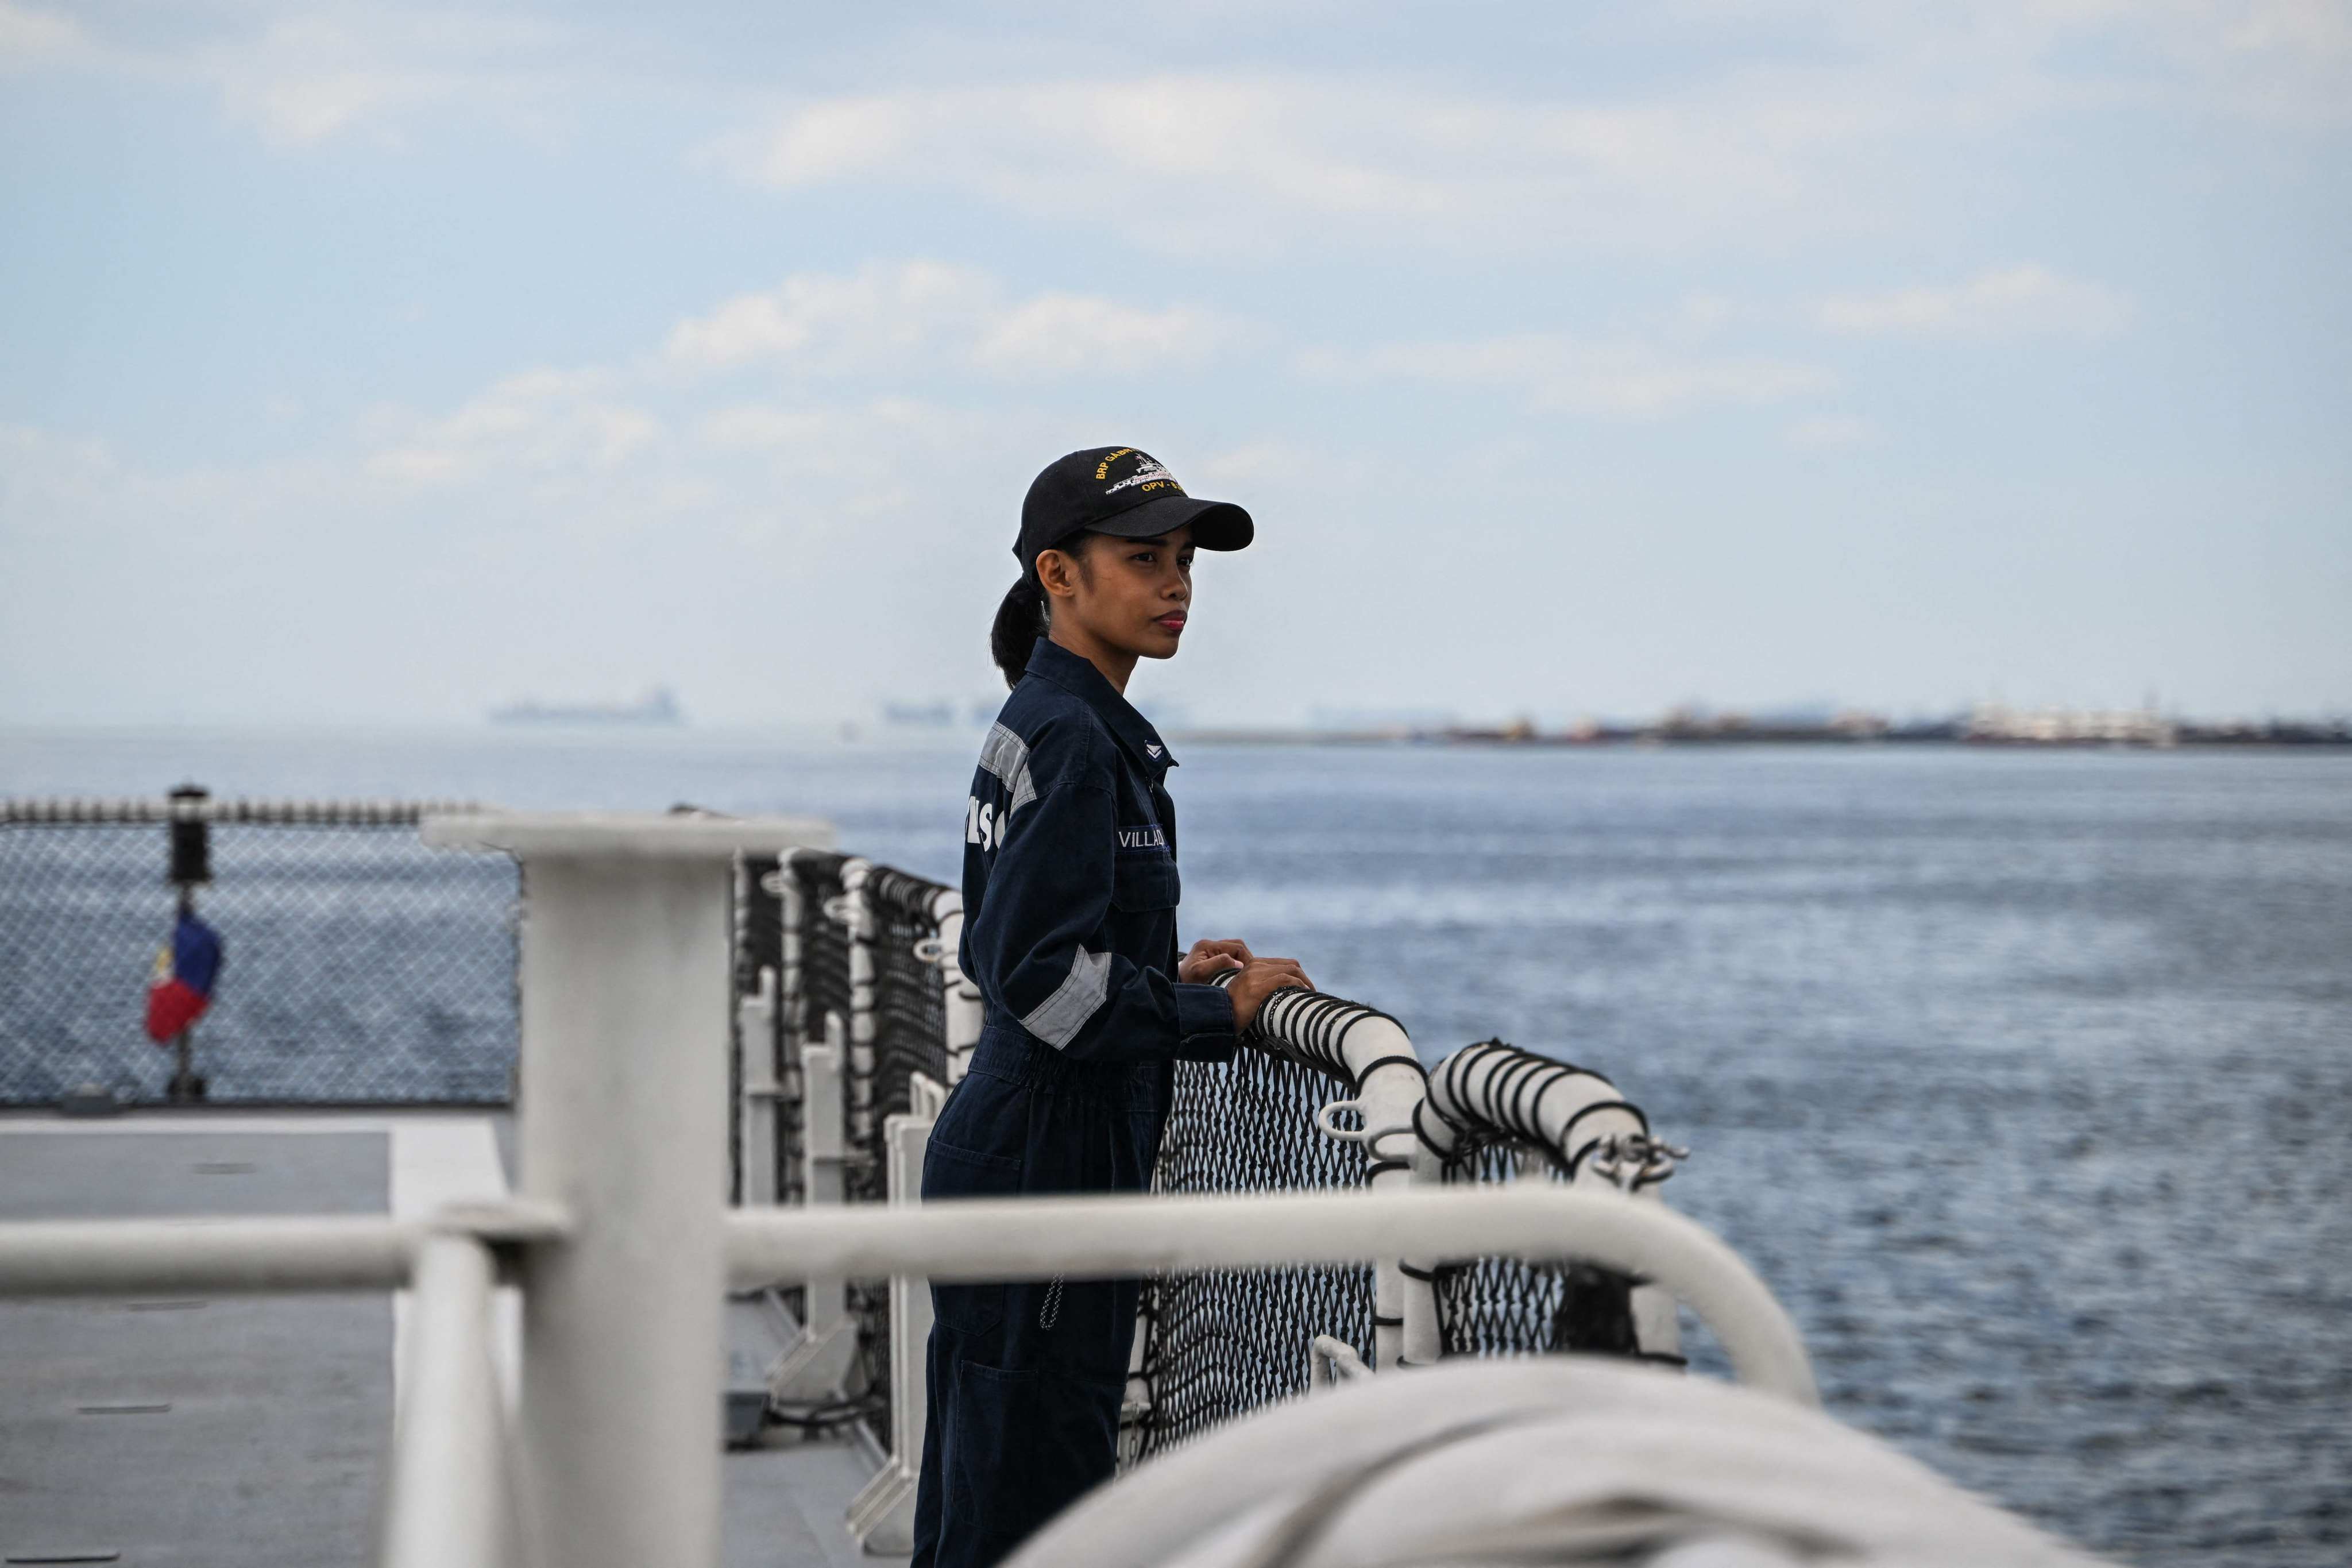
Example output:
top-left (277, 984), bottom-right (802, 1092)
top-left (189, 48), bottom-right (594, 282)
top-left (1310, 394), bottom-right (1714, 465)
top-left (932, 892), bottom-right (981, 1084)
top-left (773, 856), bottom-right (807, 1205)
top-left (382, 1231), bottom-right (507, 1568)
top-left (737, 965), bottom-right (779, 1207)
top-left (766, 1018), bottom-right (859, 1403)
top-left (841, 859), bottom-right (878, 1183)
top-left (845, 1072), bottom-right (945, 1553)
top-left (422, 812), bottom-right (831, 1568)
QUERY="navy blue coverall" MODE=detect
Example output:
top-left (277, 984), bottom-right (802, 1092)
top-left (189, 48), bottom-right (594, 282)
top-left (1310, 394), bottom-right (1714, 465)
top-left (909, 637), bottom-right (1237, 1568)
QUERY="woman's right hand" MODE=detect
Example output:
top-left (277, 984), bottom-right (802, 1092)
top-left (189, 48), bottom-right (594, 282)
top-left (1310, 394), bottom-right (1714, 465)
top-left (1226, 957), bottom-right (1313, 1033)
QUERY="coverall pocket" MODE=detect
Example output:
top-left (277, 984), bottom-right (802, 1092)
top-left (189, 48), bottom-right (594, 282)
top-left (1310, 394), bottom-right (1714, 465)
top-left (948, 1358), bottom-right (1122, 1548)
top-left (1110, 857), bottom-right (1180, 912)
top-left (923, 1137), bottom-right (1024, 1337)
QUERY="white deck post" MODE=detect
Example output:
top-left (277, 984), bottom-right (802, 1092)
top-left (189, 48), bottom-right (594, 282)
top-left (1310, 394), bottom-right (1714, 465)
top-left (845, 1071), bottom-right (946, 1554)
top-left (423, 812), bottom-right (832, 1568)
top-left (737, 965), bottom-right (780, 1207)
top-left (806, 1018), bottom-right (849, 1342)
top-left (766, 1020), bottom-right (858, 1401)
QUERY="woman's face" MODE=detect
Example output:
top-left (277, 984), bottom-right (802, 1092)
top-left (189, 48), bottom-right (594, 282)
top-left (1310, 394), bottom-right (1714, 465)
top-left (1040, 525), bottom-right (1198, 663)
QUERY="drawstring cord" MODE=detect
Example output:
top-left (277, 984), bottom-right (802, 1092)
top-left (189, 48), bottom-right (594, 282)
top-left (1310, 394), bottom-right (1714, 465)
top-left (1038, 1101), bottom-right (1121, 1331)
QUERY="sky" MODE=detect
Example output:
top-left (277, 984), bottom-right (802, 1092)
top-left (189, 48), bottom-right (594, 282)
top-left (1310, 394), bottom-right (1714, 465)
top-left (1, 0), bottom-right (2346, 729)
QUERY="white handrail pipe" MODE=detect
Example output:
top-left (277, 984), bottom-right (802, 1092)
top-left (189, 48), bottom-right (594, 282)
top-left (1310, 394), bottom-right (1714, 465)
top-left (0, 1215), bottom-right (418, 1295)
top-left (725, 1184), bottom-right (1817, 1407)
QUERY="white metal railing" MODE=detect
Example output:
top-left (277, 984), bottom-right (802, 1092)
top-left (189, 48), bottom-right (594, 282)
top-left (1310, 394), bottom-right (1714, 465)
top-left (735, 855), bottom-right (1699, 1516)
top-left (0, 810), bottom-right (1816, 1568)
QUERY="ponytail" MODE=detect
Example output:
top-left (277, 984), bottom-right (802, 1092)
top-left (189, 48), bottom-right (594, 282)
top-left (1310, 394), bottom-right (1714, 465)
top-left (991, 575), bottom-right (1049, 688)
top-left (991, 530), bottom-right (1092, 688)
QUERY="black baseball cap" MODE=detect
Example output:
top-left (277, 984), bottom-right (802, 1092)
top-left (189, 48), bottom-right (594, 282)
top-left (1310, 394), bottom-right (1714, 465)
top-left (1016, 447), bottom-right (1254, 577)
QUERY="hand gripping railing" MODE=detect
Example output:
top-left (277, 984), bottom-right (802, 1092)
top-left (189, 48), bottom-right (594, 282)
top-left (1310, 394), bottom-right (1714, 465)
top-left (1417, 1038), bottom-right (1687, 1362)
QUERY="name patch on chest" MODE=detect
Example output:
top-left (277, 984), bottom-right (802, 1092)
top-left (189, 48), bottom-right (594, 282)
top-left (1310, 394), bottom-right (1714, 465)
top-left (1116, 824), bottom-right (1168, 854)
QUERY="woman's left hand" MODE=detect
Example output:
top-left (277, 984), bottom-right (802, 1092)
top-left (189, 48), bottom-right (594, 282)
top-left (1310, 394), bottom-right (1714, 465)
top-left (1179, 937), bottom-right (1253, 984)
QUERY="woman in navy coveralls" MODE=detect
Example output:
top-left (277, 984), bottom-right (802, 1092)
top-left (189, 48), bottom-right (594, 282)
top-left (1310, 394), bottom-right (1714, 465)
top-left (909, 447), bottom-right (1310, 1567)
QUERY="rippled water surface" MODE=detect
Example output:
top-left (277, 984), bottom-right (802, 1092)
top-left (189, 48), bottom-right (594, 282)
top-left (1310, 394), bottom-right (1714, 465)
top-left (7, 731), bottom-right (2349, 1565)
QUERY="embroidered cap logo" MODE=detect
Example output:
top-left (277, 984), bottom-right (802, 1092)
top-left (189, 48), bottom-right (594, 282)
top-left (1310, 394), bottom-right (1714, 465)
top-left (1095, 449), bottom-right (1186, 500)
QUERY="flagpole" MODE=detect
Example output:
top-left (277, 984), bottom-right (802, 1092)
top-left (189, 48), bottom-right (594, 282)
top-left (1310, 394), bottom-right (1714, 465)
top-left (169, 885), bottom-right (199, 1101)
top-left (167, 784), bottom-right (210, 1103)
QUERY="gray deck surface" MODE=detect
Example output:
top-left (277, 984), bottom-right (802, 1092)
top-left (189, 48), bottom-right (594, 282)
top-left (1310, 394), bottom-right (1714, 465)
top-left (0, 1115), bottom-right (901, 1567)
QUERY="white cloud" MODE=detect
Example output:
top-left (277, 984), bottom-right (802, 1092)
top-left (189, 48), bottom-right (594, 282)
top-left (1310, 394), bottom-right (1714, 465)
top-left (664, 262), bottom-right (1238, 380)
top-left (0, 3), bottom-right (584, 145)
top-left (1307, 333), bottom-right (1836, 417)
top-left (700, 7), bottom-right (2352, 257)
top-left (972, 293), bottom-right (1234, 376)
top-left (664, 263), bottom-right (995, 373)
top-left (2117, 0), bottom-right (2352, 127)
top-left (207, 10), bottom-right (577, 146)
top-left (1194, 441), bottom-right (1298, 486)
top-left (703, 74), bottom-right (1903, 256)
top-left (7, 0), bottom-right (2345, 159)
top-left (365, 368), bottom-right (662, 488)
top-left (1813, 264), bottom-right (2131, 338)
top-left (1786, 414), bottom-right (1875, 449)
top-left (0, 377), bottom-right (1063, 724)
top-left (0, 423), bottom-right (113, 542)
top-left (0, 2), bottom-right (82, 64)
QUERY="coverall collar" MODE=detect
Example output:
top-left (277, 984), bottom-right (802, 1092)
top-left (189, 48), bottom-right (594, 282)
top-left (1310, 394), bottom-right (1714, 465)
top-left (1025, 636), bottom-right (1178, 776)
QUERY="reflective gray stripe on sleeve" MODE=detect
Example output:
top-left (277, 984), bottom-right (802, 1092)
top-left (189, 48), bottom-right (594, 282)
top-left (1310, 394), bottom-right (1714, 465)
top-left (978, 723), bottom-right (1038, 816)
top-left (1021, 947), bottom-right (1112, 1050)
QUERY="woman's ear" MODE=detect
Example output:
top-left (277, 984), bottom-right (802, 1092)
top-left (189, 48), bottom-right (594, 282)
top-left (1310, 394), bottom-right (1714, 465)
top-left (1036, 545), bottom-right (1080, 603)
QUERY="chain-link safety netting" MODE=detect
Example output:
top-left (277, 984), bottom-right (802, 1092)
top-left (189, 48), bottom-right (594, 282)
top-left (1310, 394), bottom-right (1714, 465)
top-left (1129, 1045), bottom-right (1376, 1461)
top-left (1429, 1141), bottom-right (1641, 1358)
top-left (0, 801), bottom-right (518, 1106)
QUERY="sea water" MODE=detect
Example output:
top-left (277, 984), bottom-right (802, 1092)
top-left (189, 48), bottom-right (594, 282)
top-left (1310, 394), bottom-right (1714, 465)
top-left (3, 729), bottom-right (2347, 1566)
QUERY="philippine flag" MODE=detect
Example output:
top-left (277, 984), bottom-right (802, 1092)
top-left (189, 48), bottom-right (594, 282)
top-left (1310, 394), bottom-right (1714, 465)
top-left (145, 912), bottom-right (223, 1044)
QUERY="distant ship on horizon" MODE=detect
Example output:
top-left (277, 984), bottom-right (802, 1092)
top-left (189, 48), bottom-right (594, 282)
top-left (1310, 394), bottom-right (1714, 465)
top-left (489, 686), bottom-right (685, 728)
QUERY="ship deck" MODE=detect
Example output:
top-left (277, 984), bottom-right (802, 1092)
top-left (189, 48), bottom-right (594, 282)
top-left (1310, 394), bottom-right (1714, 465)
top-left (0, 1107), bottom-right (902, 1568)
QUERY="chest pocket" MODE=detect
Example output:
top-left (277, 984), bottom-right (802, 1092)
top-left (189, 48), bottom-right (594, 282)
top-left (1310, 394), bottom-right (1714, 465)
top-left (1111, 856), bottom-right (1180, 912)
